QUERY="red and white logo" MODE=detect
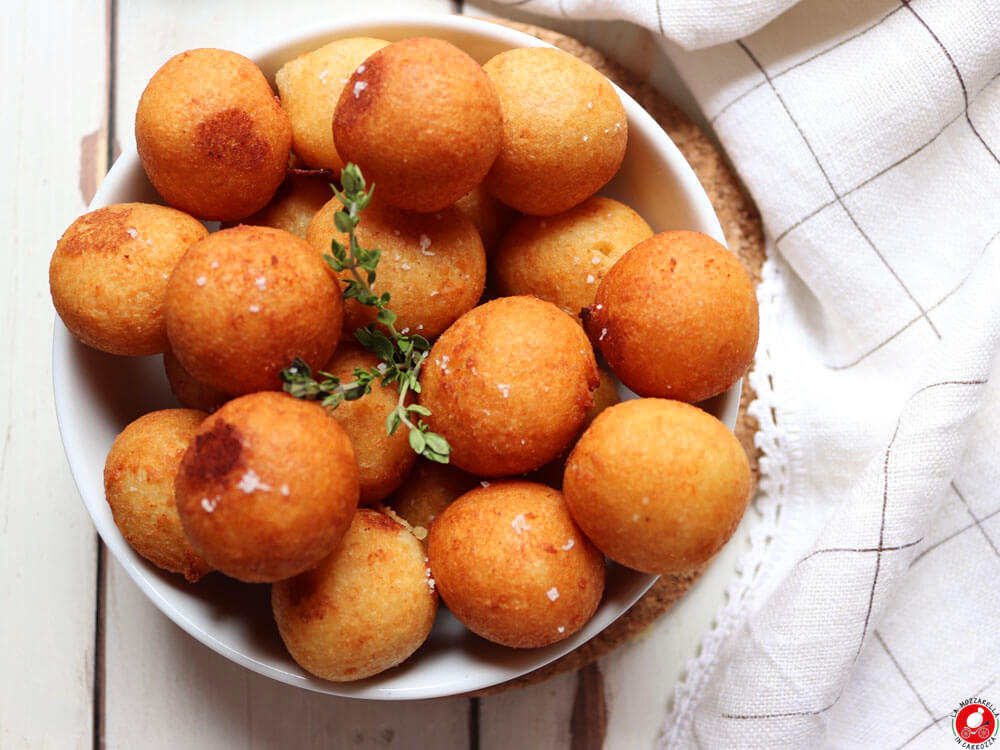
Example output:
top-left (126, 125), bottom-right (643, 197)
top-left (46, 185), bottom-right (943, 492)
top-left (953, 699), bottom-right (997, 746)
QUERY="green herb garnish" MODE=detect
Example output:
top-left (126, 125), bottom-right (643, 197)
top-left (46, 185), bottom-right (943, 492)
top-left (279, 164), bottom-right (451, 464)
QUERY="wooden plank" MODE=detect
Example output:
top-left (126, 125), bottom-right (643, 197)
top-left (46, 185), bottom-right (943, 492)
top-left (0, 0), bottom-right (109, 747)
top-left (478, 672), bottom-right (577, 749)
top-left (103, 4), bottom-right (475, 748)
top-left (103, 559), bottom-right (470, 750)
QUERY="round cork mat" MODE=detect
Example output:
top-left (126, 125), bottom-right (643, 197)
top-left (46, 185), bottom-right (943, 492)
top-left (473, 20), bottom-right (766, 696)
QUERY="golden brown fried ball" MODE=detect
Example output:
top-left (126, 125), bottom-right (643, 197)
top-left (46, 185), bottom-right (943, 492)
top-left (322, 345), bottom-right (416, 505)
top-left (563, 399), bottom-right (751, 575)
top-left (273, 508), bottom-right (437, 681)
top-left (454, 183), bottom-right (517, 253)
top-left (483, 48), bottom-right (627, 216)
top-left (175, 392), bottom-right (360, 582)
top-left (163, 350), bottom-right (230, 413)
top-left (50, 203), bottom-right (208, 355)
top-left (236, 173), bottom-right (333, 238)
top-left (306, 197), bottom-right (485, 339)
top-left (385, 459), bottom-right (479, 539)
top-left (276, 37), bottom-right (390, 171)
top-left (165, 225), bottom-right (342, 396)
top-left (585, 231), bottom-right (758, 403)
top-left (135, 48), bottom-right (292, 221)
top-left (332, 37), bottom-right (502, 213)
top-left (419, 296), bottom-right (599, 477)
top-left (104, 409), bottom-right (212, 582)
top-left (427, 481), bottom-right (604, 648)
top-left (493, 196), bottom-right (652, 319)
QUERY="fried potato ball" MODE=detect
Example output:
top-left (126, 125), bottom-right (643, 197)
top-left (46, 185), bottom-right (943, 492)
top-left (104, 409), bottom-right (211, 582)
top-left (163, 350), bottom-right (229, 413)
top-left (419, 296), bottom-right (599, 477)
top-left (483, 48), bottom-right (627, 216)
top-left (385, 459), bottom-right (479, 539)
top-left (332, 37), bottom-right (503, 213)
top-left (322, 345), bottom-right (416, 504)
top-left (454, 183), bottom-right (517, 253)
top-left (493, 196), bottom-right (652, 319)
top-left (236, 173), bottom-right (333, 239)
top-left (306, 197), bottom-right (485, 339)
top-left (175, 392), bottom-right (360, 582)
top-left (427, 481), bottom-right (604, 648)
top-left (49, 203), bottom-right (208, 355)
top-left (276, 37), bottom-right (390, 171)
top-left (563, 399), bottom-right (751, 575)
top-left (273, 508), bottom-right (437, 681)
top-left (135, 48), bottom-right (292, 222)
top-left (165, 225), bottom-right (342, 396)
top-left (585, 231), bottom-right (759, 403)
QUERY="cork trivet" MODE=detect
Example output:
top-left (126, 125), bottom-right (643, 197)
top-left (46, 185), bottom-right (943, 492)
top-left (472, 20), bottom-right (766, 696)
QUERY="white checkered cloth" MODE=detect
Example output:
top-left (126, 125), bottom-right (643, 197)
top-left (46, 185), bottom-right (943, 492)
top-left (509, 0), bottom-right (1000, 746)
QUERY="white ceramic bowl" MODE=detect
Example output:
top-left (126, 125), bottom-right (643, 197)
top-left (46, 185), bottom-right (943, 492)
top-left (52, 14), bottom-right (735, 700)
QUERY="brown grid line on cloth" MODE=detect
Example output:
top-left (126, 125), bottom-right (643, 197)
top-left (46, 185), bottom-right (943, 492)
top-left (710, 4), bottom-right (906, 125)
top-left (774, 69), bottom-right (1000, 245)
top-left (716, 379), bottom-right (988, 723)
top-left (902, 0), bottom-right (1000, 165)
top-left (857, 380), bottom-right (987, 662)
top-left (722, 695), bottom-right (842, 721)
top-left (909, 503), bottom-right (1000, 568)
top-left (952, 482), bottom-right (1000, 559)
top-left (798, 480), bottom-right (1000, 572)
top-left (893, 711), bottom-right (954, 750)
top-left (873, 630), bottom-right (939, 729)
top-left (794, 537), bottom-right (922, 567)
top-left (735, 37), bottom-right (942, 339)
top-left (829, 228), bottom-right (1000, 370)
top-left (729, 10), bottom-right (1000, 372)
top-left (712, 2), bottom-right (1000, 373)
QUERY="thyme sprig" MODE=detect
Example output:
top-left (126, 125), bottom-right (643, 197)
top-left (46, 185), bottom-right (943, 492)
top-left (279, 164), bottom-right (451, 464)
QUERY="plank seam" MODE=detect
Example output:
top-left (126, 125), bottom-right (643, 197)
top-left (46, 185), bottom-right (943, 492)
top-left (469, 696), bottom-right (481, 750)
top-left (93, 0), bottom-right (116, 748)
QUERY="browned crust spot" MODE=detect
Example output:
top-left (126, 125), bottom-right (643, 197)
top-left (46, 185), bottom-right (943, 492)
top-left (185, 420), bottom-right (243, 481)
top-left (361, 508), bottom-right (406, 533)
top-left (58, 206), bottom-right (133, 256)
top-left (197, 108), bottom-right (269, 170)
top-left (332, 51), bottom-right (386, 136)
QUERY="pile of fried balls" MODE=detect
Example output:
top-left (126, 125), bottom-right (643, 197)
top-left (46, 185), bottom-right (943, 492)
top-left (49, 36), bottom-right (758, 682)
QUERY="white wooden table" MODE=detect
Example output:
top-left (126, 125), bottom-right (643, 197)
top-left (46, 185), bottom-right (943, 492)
top-left (1, 2), bottom-right (755, 747)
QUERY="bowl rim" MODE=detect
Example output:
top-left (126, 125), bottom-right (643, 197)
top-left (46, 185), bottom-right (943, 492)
top-left (53, 12), bottom-right (734, 700)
